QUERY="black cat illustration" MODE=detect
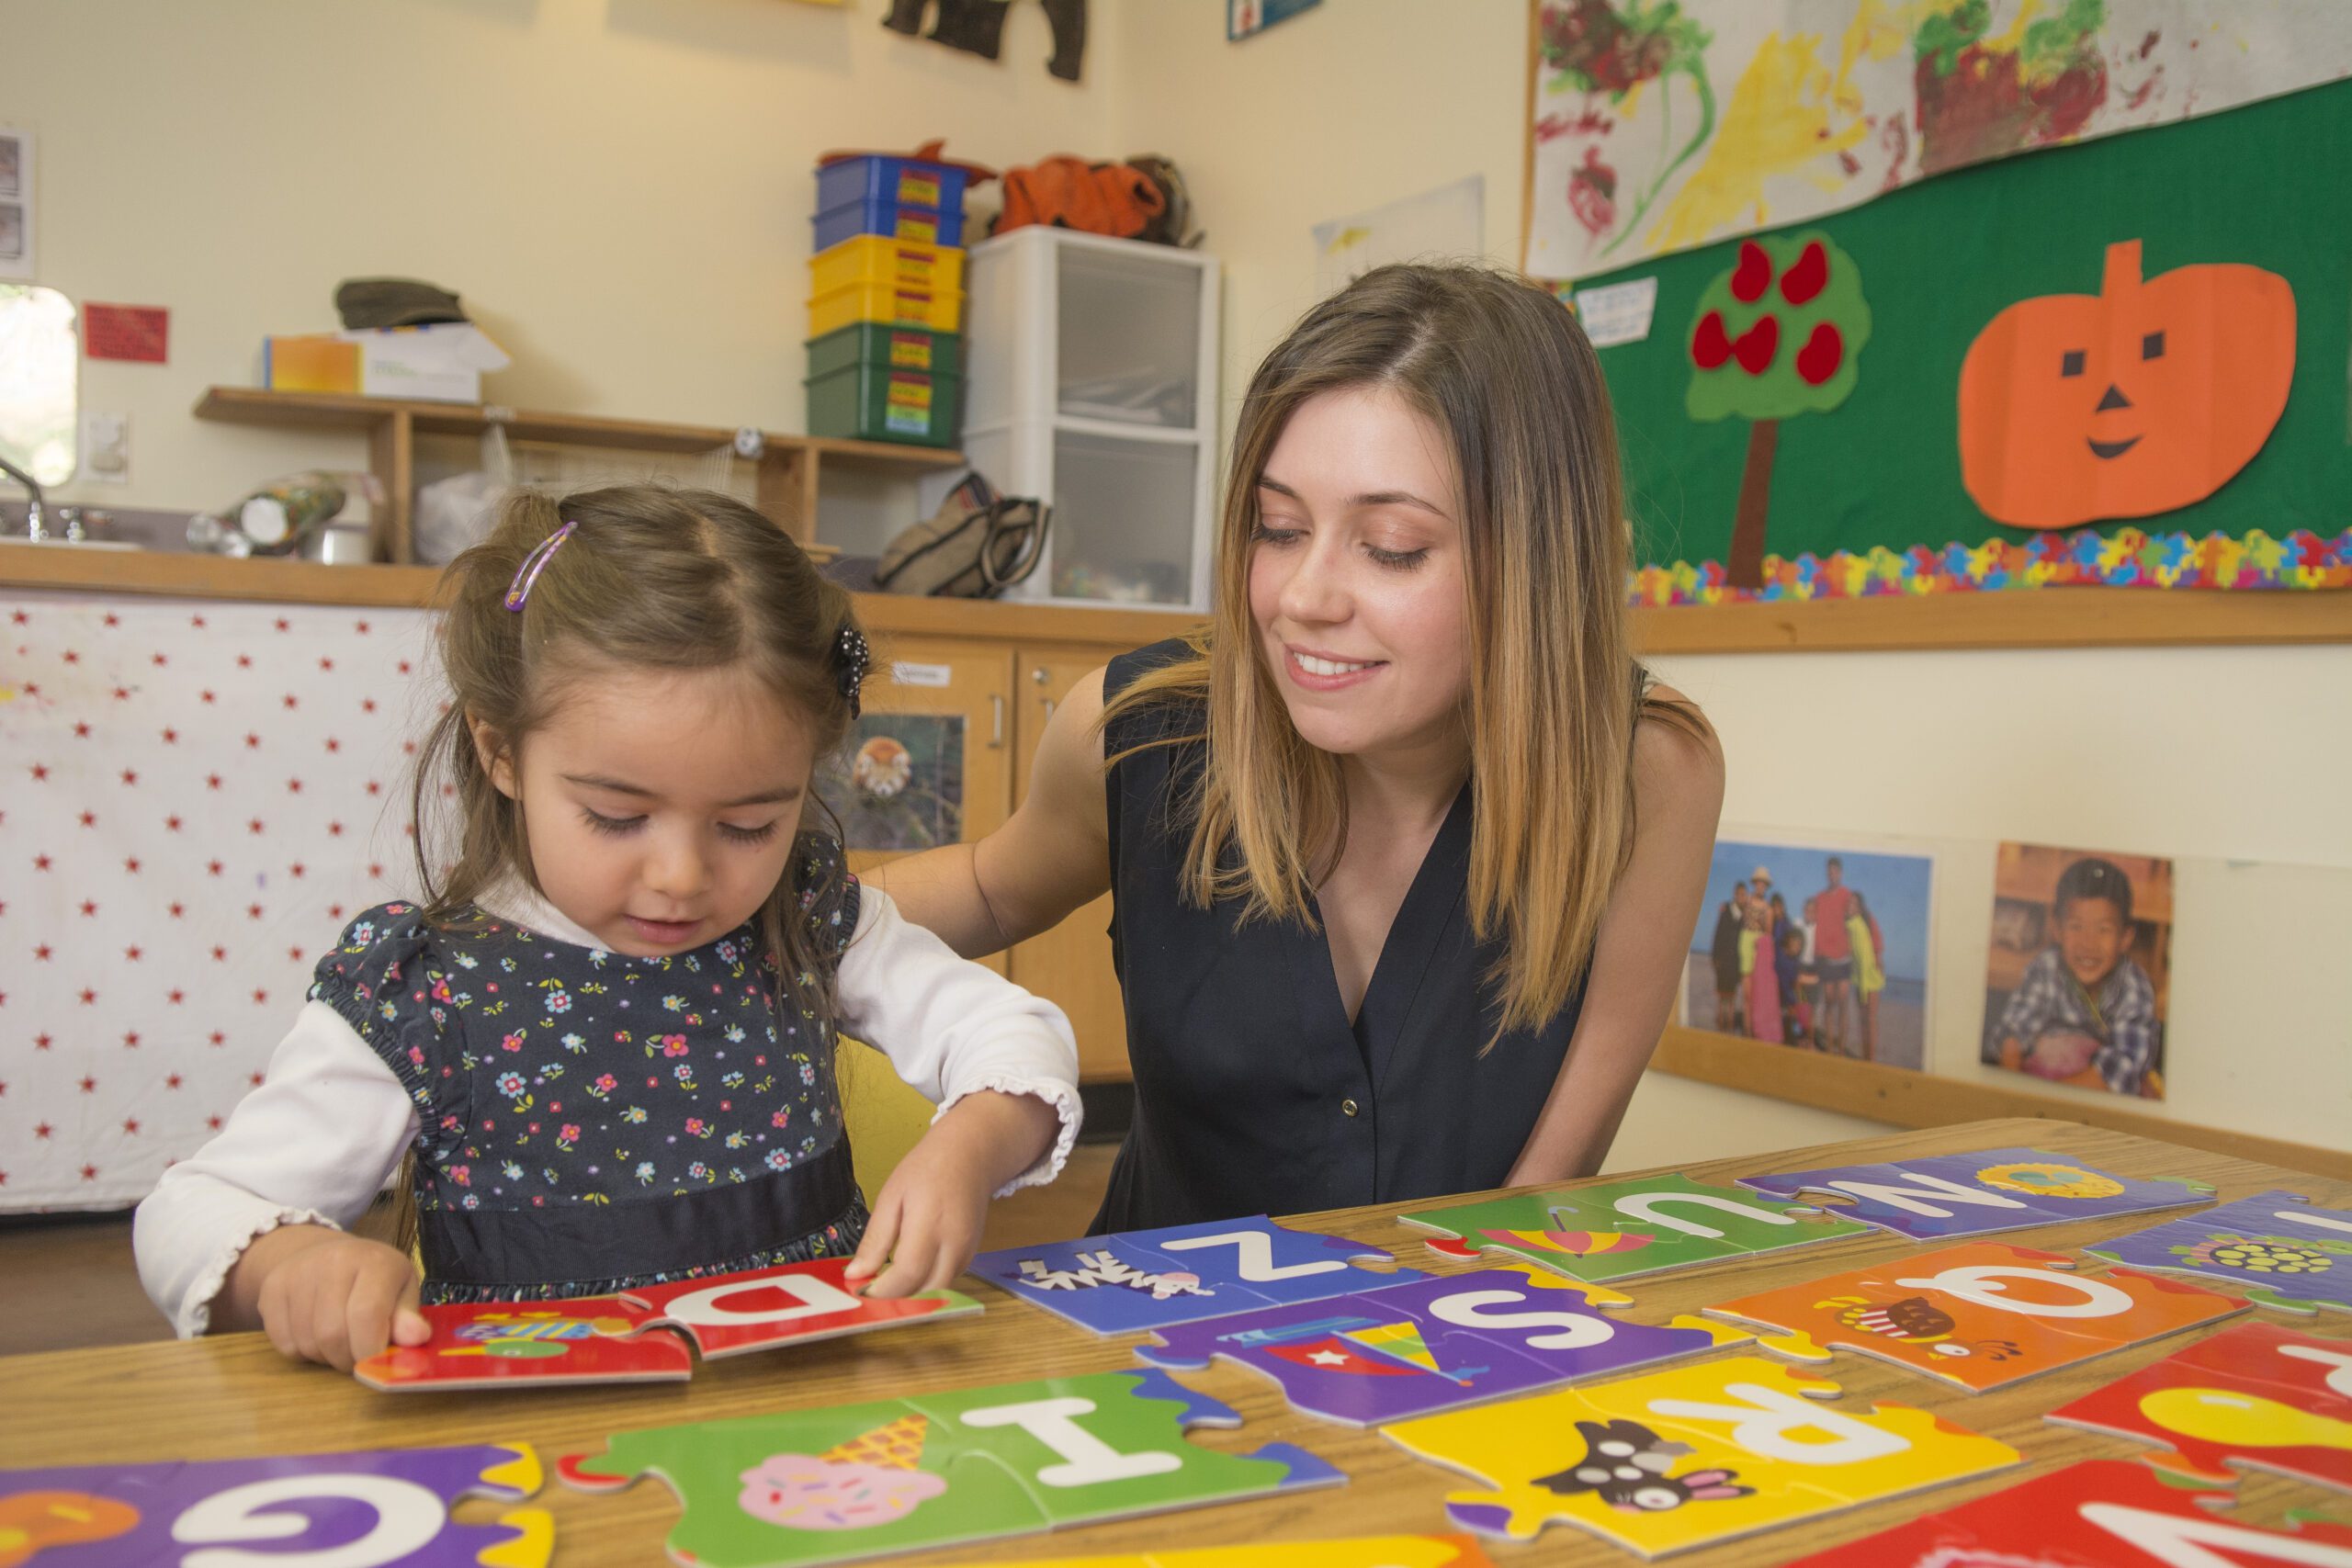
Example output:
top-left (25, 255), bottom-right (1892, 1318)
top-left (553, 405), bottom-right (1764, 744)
top-left (1534, 1419), bottom-right (1755, 1513)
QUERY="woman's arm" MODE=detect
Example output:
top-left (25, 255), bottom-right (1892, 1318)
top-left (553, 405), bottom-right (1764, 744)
top-left (864, 665), bottom-right (1116, 959)
top-left (1504, 689), bottom-right (1726, 1185)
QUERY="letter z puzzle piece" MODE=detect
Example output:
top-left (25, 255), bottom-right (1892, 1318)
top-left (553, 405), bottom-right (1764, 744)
top-left (1704, 1241), bottom-right (2248, 1392)
top-left (1397, 1172), bottom-right (1871, 1283)
top-left (2046, 1320), bottom-right (2352, 1493)
top-left (967, 1215), bottom-right (1427, 1336)
top-left (918, 1534), bottom-right (1497, 1568)
top-left (2087, 1189), bottom-right (2352, 1314)
top-left (1137, 1264), bottom-right (1749, 1426)
top-left (559, 1369), bottom-right (1340, 1568)
top-left (1736, 1145), bottom-right (2215, 1240)
top-left (0, 1442), bottom-right (550, 1567)
top-left (1776, 1458), bottom-right (2352, 1567)
top-left (1380, 1354), bottom-right (2018, 1559)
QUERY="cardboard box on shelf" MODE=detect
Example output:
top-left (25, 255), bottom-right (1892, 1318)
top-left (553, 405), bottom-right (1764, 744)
top-left (261, 322), bottom-right (510, 403)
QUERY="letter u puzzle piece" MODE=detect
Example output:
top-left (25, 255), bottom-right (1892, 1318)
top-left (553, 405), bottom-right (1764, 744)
top-left (356, 1258), bottom-right (980, 1390)
top-left (920, 1535), bottom-right (1497, 1568)
top-left (2086, 1189), bottom-right (2352, 1314)
top-left (967, 1215), bottom-right (1427, 1336)
top-left (1736, 1145), bottom-right (2215, 1241)
top-left (2046, 1320), bottom-right (2352, 1493)
top-left (1136, 1263), bottom-right (1751, 1426)
top-left (558, 1367), bottom-right (1341, 1568)
top-left (1776, 1457), bottom-right (2352, 1567)
top-left (1396, 1172), bottom-right (1872, 1284)
top-left (1704, 1241), bottom-right (2248, 1392)
top-left (1380, 1354), bottom-right (2018, 1559)
top-left (0, 1442), bottom-right (548, 1567)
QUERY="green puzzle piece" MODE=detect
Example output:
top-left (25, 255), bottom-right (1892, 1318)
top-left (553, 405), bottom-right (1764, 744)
top-left (1400, 1173), bottom-right (1873, 1284)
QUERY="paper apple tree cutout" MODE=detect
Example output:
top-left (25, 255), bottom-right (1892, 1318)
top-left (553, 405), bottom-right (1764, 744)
top-left (1959, 239), bottom-right (2296, 530)
top-left (1686, 232), bottom-right (1871, 589)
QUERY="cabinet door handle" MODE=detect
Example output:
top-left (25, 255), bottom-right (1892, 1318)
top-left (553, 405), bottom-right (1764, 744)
top-left (989, 694), bottom-right (1006, 748)
top-left (1041, 696), bottom-right (1057, 723)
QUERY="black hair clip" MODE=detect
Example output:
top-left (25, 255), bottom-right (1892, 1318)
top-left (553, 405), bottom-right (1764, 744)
top-left (834, 624), bottom-right (870, 719)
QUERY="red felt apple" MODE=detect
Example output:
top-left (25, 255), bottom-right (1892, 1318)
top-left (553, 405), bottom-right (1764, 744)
top-left (1781, 241), bottom-right (1828, 305)
top-left (1795, 322), bottom-right (1843, 386)
top-left (1730, 241), bottom-right (1771, 303)
top-left (1732, 315), bottom-right (1779, 375)
top-left (1691, 310), bottom-right (1732, 369)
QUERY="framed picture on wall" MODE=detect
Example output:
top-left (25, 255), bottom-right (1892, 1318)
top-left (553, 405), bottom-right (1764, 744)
top-left (1981, 842), bottom-right (2173, 1100)
top-left (813, 715), bottom-right (966, 853)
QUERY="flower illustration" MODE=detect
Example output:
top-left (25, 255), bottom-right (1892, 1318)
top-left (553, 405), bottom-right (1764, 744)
top-left (450, 1165), bottom-right (471, 1187)
top-left (546, 990), bottom-right (572, 1014)
top-left (673, 1065), bottom-right (695, 1086)
top-left (689, 1162), bottom-right (712, 1181)
top-left (562, 1032), bottom-right (586, 1053)
top-left (765, 1148), bottom-right (794, 1171)
top-left (623, 1106), bottom-right (648, 1124)
top-left (635, 1161), bottom-right (656, 1185)
top-left (726, 1131), bottom-right (749, 1150)
top-left (502, 1161), bottom-right (524, 1180)
top-left (684, 1117), bottom-right (710, 1138)
top-left (501, 1032), bottom-right (526, 1053)
top-left (495, 1071), bottom-right (528, 1099)
top-left (660, 1035), bottom-right (690, 1057)
top-left (662, 995), bottom-right (684, 1013)
top-left (2177, 1235), bottom-right (2338, 1277)
top-left (771, 1109), bottom-right (792, 1129)
top-left (725, 1024), bottom-right (747, 1044)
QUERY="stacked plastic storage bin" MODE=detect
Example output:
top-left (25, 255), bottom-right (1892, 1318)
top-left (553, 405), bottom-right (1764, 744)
top-left (805, 151), bottom-right (972, 448)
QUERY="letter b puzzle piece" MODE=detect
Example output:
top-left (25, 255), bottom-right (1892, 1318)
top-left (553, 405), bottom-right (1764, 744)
top-left (2087, 1189), bottom-right (2352, 1314)
top-left (1380, 1355), bottom-right (2018, 1559)
top-left (1397, 1173), bottom-right (1871, 1284)
top-left (1736, 1145), bottom-right (2215, 1240)
top-left (2045, 1320), bottom-right (2352, 1493)
top-left (967, 1215), bottom-right (1427, 1336)
top-left (1704, 1241), bottom-right (2248, 1392)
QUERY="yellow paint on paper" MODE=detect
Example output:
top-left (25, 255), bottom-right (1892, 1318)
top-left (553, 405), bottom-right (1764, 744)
top-left (1652, 29), bottom-right (1872, 253)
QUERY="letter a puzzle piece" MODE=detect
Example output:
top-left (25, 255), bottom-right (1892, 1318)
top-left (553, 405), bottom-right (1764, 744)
top-left (2045, 1320), bottom-right (2352, 1493)
top-left (1380, 1354), bottom-right (2018, 1559)
top-left (618, 1257), bottom-right (981, 1359)
top-left (1137, 1264), bottom-right (1749, 1426)
top-left (1775, 1458), bottom-right (2352, 1567)
top-left (967, 1215), bottom-right (1427, 1336)
top-left (0, 1442), bottom-right (551, 1567)
top-left (1736, 1145), bottom-right (2215, 1241)
top-left (1397, 1173), bottom-right (1871, 1284)
top-left (1703, 1241), bottom-right (2248, 1392)
top-left (2087, 1189), bottom-right (2352, 1314)
top-left (356, 1297), bottom-right (693, 1391)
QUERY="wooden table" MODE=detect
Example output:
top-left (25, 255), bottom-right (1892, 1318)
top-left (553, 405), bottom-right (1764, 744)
top-left (9, 1117), bottom-right (2347, 1564)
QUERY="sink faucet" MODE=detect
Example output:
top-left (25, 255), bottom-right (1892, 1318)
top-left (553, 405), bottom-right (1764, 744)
top-left (0, 454), bottom-right (43, 540)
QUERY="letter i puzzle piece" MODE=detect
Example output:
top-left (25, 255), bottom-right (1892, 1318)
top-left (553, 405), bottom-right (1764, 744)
top-left (1736, 1145), bottom-right (2215, 1240)
top-left (2086, 1189), bottom-right (2352, 1314)
top-left (1396, 1172), bottom-right (1872, 1283)
top-left (967, 1215), bottom-right (1428, 1336)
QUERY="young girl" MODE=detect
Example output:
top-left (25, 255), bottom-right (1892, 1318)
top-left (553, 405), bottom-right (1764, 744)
top-left (134, 487), bottom-right (1080, 1369)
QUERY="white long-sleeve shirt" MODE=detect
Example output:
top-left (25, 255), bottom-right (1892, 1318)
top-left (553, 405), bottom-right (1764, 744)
top-left (134, 882), bottom-right (1080, 1337)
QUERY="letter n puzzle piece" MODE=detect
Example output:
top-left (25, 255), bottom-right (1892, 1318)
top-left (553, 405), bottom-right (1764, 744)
top-left (2046, 1320), bottom-right (2352, 1493)
top-left (0, 1442), bottom-right (550, 1567)
top-left (2087, 1189), bottom-right (2352, 1314)
top-left (1704, 1241), bottom-right (2248, 1392)
top-left (1381, 1355), bottom-right (2018, 1559)
top-left (619, 1258), bottom-right (981, 1359)
top-left (1397, 1173), bottom-right (1871, 1284)
top-left (1776, 1458), bottom-right (2352, 1567)
top-left (356, 1298), bottom-right (692, 1391)
top-left (1137, 1265), bottom-right (1748, 1426)
top-left (967, 1215), bottom-right (1426, 1336)
top-left (1737, 1145), bottom-right (2215, 1240)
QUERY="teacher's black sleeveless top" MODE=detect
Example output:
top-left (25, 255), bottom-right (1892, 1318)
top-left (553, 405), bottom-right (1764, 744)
top-left (1092, 638), bottom-right (1593, 1232)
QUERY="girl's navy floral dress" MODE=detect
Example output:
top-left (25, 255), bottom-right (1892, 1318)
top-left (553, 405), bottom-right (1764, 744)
top-left (311, 834), bottom-right (867, 1303)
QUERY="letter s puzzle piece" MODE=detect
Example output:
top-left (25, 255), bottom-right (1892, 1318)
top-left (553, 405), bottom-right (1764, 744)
top-left (2087, 1189), bottom-right (2352, 1314)
top-left (0, 1442), bottom-right (550, 1567)
top-left (1775, 1458), bottom-right (2352, 1567)
top-left (1704, 1241), bottom-right (2248, 1392)
top-left (1380, 1355), bottom-right (2018, 1559)
top-left (1737, 1145), bottom-right (2214, 1240)
top-left (1398, 1173), bottom-right (1871, 1284)
top-left (2046, 1320), bottom-right (2352, 1493)
top-left (619, 1257), bottom-right (981, 1359)
top-left (355, 1298), bottom-right (692, 1391)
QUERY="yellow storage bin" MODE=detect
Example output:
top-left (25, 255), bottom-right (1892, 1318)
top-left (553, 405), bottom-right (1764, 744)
top-left (807, 277), bottom-right (967, 337)
top-left (808, 234), bottom-right (967, 299)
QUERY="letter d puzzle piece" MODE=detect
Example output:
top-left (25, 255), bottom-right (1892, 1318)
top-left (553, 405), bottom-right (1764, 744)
top-left (1380, 1354), bottom-right (2018, 1559)
top-left (1737, 1145), bottom-right (2215, 1240)
top-left (1704, 1241), bottom-right (2248, 1392)
top-left (0, 1442), bottom-right (549, 1567)
top-left (619, 1257), bottom-right (981, 1359)
top-left (2046, 1320), bottom-right (2352, 1493)
top-left (560, 1368), bottom-right (1340, 1568)
top-left (1776, 1458), bottom-right (2352, 1567)
top-left (2087, 1189), bottom-right (2352, 1314)
top-left (1397, 1173), bottom-right (1871, 1283)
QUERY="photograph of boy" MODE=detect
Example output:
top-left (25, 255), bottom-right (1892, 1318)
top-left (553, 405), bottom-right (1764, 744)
top-left (1982, 844), bottom-right (2172, 1100)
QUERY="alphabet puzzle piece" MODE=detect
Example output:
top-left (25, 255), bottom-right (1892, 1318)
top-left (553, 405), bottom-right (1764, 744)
top-left (1704, 1241), bottom-right (2249, 1392)
top-left (1737, 1145), bottom-right (2215, 1241)
top-left (1381, 1354), bottom-right (2018, 1559)
top-left (1777, 1457), bottom-right (2352, 1566)
top-left (356, 1258), bottom-right (980, 1390)
top-left (1397, 1172), bottom-right (1872, 1283)
top-left (1136, 1263), bottom-right (1750, 1426)
top-left (558, 1368), bottom-right (1341, 1568)
top-left (0, 1442), bottom-right (549, 1567)
top-left (2046, 1321), bottom-right (2352, 1493)
top-left (967, 1215), bottom-right (1427, 1336)
top-left (2086, 1189), bottom-right (2352, 1314)
top-left (922, 1535), bottom-right (1497, 1568)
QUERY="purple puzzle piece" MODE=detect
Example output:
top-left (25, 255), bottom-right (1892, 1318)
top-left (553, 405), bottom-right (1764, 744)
top-left (1136, 1268), bottom-right (1739, 1426)
top-left (1738, 1145), bottom-right (2212, 1240)
top-left (0, 1442), bottom-right (548, 1567)
top-left (2087, 1189), bottom-right (2352, 1314)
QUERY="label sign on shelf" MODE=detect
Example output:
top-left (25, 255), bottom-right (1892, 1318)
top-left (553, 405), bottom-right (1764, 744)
top-left (891, 660), bottom-right (953, 688)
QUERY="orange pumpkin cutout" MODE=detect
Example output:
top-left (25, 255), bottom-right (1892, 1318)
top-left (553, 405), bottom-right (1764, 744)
top-left (1958, 239), bottom-right (2295, 530)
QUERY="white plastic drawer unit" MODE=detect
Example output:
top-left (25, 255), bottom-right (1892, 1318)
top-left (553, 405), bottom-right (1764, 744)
top-left (964, 228), bottom-right (1220, 610)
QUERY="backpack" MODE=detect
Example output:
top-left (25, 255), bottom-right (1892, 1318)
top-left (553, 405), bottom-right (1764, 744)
top-left (994, 156), bottom-right (1167, 241)
top-left (875, 472), bottom-right (1049, 599)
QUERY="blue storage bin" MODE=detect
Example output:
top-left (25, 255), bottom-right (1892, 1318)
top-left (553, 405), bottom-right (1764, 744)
top-left (812, 197), bottom-right (967, 253)
top-left (816, 154), bottom-right (974, 223)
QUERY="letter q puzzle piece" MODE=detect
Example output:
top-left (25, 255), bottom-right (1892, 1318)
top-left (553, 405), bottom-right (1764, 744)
top-left (1736, 1145), bottom-right (2215, 1241)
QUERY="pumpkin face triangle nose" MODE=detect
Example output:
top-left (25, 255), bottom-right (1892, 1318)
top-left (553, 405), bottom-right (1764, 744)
top-left (2096, 384), bottom-right (2132, 412)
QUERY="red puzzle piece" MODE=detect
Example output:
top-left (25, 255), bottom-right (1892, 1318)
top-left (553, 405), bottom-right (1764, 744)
top-left (356, 1299), bottom-right (690, 1391)
top-left (616, 1257), bottom-right (978, 1359)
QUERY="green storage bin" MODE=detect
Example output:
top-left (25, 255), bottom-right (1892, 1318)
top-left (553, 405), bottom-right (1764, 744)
top-left (805, 321), bottom-right (963, 380)
top-left (805, 358), bottom-right (963, 447)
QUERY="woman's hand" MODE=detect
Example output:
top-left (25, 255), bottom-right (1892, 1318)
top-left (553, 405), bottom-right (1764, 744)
top-left (846, 1089), bottom-right (1060, 1298)
top-left (226, 1224), bottom-right (429, 1371)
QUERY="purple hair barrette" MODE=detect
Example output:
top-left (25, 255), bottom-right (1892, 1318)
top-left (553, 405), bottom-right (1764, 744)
top-left (504, 520), bottom-right (576, 611)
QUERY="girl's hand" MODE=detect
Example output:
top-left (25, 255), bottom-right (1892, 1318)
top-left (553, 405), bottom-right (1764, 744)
top-left (846, 1090), bottom-right (1058, 1298)
top-left (230, 1224), bottom-right (430, 1371)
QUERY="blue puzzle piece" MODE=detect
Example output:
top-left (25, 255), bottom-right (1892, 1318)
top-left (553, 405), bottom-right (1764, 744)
top-left (2086, 1189), bottom-right (2352, 1314)
top-left (1739, 1145), bottom-right (2212, 1240)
